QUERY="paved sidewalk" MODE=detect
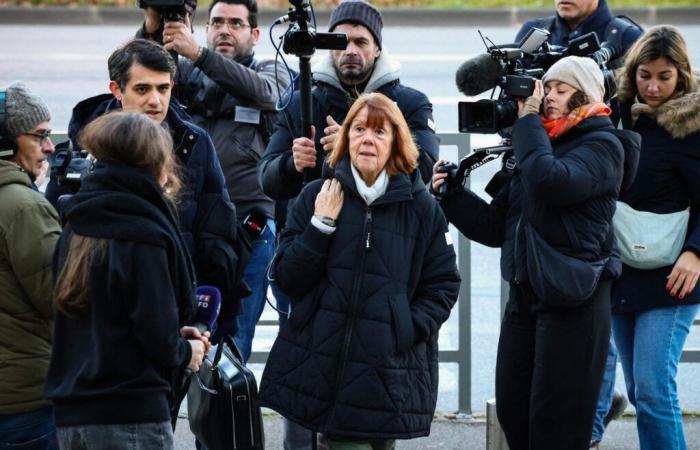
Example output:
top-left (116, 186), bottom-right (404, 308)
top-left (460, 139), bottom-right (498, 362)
top-left (174, 413), bottom-right (700, 449)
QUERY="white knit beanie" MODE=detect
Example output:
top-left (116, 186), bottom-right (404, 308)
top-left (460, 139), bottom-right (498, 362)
top-left (542, 56), bottom-right (605, 103)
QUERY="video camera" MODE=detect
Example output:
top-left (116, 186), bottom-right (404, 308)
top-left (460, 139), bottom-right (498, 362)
top-left (457, 28), bottom-right (619, 135)
top-left (137, 0), bottom-right (196, 23)
top-left (46, 142), bottom-right (93, 201)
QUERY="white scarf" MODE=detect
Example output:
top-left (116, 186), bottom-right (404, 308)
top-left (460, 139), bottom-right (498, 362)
top-left (350, 164), bottom-right (389, 205)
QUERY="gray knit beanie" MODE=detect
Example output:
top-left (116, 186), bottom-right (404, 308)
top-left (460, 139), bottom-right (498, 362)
top-left (329, 0), bottom-right (383, 49)
top-left (3, 81), bottom-right (51, 137)
top-left (542, 56), bottom-right (605, 104)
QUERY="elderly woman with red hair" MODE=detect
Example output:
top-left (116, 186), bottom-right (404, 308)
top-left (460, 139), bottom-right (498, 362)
top-left (259, 92), bottom-right (460, 450)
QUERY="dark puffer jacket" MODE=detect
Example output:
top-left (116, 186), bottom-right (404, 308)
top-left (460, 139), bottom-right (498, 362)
top-left (441, 114), bottom-right (639, 310)
top-left (258, 157), bottom-right (461, 439)
top-left (613, 88), bottom-right (700, 314)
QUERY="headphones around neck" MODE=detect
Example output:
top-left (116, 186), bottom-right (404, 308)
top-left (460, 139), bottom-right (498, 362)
top-left (0, 90), bottom-right (18, 159)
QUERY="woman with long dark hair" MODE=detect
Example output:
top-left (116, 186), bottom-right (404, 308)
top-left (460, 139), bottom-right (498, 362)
top-left (613, 25), bottom-right (700, 450)
top-left (44, 112), bottom-right (207, 449)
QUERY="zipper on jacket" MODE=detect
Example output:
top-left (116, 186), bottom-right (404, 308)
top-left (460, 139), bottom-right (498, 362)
top-left (364, 209), bottom-right (373, 250)
top-left (325, 206), bottom-right (373, 431)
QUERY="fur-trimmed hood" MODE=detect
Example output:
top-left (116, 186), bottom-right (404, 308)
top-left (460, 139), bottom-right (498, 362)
top-left (631, 72), bottom-right (700, 140)
top-left (312, 50), bottom-right (401, 94)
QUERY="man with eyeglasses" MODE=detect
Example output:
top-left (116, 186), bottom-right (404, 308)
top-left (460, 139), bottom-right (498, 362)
top-left (0, 81), bottom-right (61, 448)
top-left (139, 0), bottom-right (291, 361)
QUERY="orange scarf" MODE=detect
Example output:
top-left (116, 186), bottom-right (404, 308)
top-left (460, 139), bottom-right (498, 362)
top-left (541, 102), bottom-right (611, 140)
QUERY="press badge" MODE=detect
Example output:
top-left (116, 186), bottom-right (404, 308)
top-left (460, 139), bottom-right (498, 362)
top-left (234, 106), bottom-right (261, 124)
top-left (445, 231), bottom-right (454, 246)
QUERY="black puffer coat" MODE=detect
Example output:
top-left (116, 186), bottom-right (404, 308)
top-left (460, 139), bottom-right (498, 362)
top-left (258, 157), bottom-right (461, 439)
top-left (441, 114), bottom-right (639, 310)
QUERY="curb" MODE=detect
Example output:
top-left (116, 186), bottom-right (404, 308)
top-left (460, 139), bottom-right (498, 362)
top-left (1, 5), bottom-right (700, 27)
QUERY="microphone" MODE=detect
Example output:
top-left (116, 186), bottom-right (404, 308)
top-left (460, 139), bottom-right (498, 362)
top-left (455, 53), bottom-right (505, 96)
top-left (193, 286), bottom-right (222, 335)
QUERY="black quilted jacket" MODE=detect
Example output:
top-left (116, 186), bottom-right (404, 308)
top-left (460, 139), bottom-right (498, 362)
top-left (258, 156), bottom-right (461, 439)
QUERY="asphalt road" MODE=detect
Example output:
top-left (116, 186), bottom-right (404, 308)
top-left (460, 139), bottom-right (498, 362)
top-left (2, 22), bottom-right (700, 417)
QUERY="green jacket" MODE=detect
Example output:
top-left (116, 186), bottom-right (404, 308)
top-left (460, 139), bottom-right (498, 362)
top-left (0, 160), bottom-right (61, 414)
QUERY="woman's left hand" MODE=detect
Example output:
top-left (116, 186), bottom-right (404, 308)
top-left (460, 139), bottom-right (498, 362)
top-left (666, 250), bottom-right (700, 299)
top-left (517, 80), bottom-right (545, 118)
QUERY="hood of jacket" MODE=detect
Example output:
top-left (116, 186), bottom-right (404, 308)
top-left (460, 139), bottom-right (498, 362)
top-left (0, 159), bottom-right (32, 190)
top-left (552, 115), bottom-right (641, 195)
top-left (312, 50), bottom-right (401, 94)
top-left (631, 73), bottom-right (700, 140)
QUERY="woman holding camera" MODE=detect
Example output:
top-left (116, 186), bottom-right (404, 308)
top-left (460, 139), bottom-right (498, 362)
top-left (612, 26), bottom-right (700, 450)
top-left (433, 56), bottom-right (639, 450)
top-left (259, 93), bottom-right (460, 450)
top-left (44, 112), bottom-right (208, 449)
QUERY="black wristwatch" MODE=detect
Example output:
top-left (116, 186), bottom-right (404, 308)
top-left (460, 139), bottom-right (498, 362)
top-left (315, 215), bottom-right (337, 227)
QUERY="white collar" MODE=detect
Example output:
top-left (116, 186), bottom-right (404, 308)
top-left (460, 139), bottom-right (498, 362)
top-left (350, 164), bottom-right (389, 205)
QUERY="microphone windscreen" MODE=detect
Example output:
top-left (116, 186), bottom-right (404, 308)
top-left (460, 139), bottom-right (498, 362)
top-left (455, 54), bottom-right (504, 96)
top-left (194, 286), bottom-right (222, 330)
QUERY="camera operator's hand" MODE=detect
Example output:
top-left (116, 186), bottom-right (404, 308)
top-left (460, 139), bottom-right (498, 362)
top-left (517, 80), bottom-right (545, 118)
top-left (143, 7), bottom-right (162, 35)
top-left (320, 115), bottom-right (341, 152)
top-left (314, 179), bottom-right (344, 220)
top-left (292, 126), bottom-right (317, 173)
top-left (163, 15), bottom-right (200, 61)
top-left (431, 160), bottom-right (449, 195)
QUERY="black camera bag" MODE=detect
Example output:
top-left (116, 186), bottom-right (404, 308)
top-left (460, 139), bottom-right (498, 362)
top-left (188, 335), bottom-right (264, 450)
top-left (522, 218), bottom-right (608, 308)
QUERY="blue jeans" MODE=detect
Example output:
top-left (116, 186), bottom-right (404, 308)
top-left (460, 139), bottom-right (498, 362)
top-left (233, 218), bottom-right (276, 363)
top-left (0, 406), bottom-right (57, 450)
top-left (591, 336), bottom-right (618, 442)
top-left (57, 421), bottom-right (173, 450)
top-left (612, 303), bottom-right (700, 450)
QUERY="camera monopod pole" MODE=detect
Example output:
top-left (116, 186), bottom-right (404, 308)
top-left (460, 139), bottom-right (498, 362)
top-left (281, 0), bottom-right (347, 184)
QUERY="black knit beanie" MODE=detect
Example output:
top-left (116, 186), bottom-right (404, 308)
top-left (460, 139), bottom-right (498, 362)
top-left (328, 0), bottom-right (383, 49)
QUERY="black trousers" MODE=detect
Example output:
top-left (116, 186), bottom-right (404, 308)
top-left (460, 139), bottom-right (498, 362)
top-left (495, 279), bottom-right (611, 450)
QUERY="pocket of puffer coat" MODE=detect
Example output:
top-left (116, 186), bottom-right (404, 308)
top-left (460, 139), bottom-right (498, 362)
top-left (288, 281), bottom-right (326, 331)
top-left (389, 294), bottom-right (415, 354)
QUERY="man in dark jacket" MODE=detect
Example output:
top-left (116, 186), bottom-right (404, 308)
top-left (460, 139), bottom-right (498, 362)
top-left (515, 0), bottom-right (642, 70)
top-left (259, 0), bottom-right (439, 202)
top-left (138, 0), bottom-right (291, 361)
top-left (65, 39), bottom-right (243, 320)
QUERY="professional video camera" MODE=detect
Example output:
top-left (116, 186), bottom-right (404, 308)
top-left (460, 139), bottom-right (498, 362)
top-left (137, 0), bottom-right (195, 23)
top-left (48, 144), bottom-right (92, 188)
top-left (456, 28), bottom-right (619, 135)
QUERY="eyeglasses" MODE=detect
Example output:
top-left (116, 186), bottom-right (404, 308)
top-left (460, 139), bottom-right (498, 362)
top-left (23, 129), bottom-right (52, 145)
top-left (209, 17), bottom-right (251, 31)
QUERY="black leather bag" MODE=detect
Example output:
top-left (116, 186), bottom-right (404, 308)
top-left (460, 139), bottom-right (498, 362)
top-left (523, 219), bottom-right (608, 308)
top-left (188, 335), bottom-right (264, 450)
